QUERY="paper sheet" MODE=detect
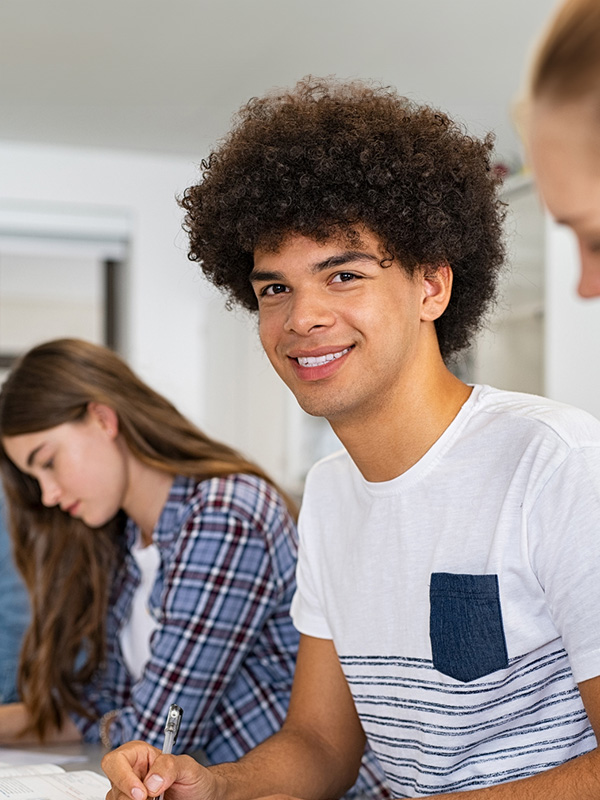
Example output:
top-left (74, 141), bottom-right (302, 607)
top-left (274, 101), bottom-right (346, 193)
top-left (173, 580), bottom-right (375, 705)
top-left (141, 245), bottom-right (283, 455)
top-left (0, 769), bottom-right (109, 799)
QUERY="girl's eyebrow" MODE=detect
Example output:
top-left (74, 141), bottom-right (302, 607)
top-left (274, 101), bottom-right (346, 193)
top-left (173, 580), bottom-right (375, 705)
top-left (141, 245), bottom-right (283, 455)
top-left (249, 250), bottom-right (380, 283)
top-left (27, 444), bottom-right (45, 468)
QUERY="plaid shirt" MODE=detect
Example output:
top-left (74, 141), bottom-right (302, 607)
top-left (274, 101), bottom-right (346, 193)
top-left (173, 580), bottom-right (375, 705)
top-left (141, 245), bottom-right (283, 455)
top-left (72, 473), bottom-right (299, 764)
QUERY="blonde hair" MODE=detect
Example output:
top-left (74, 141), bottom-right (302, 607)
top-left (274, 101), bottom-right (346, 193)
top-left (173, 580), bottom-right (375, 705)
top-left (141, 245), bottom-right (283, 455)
top-left (529, 0), bottom-right (600, 103)
top-left (0, 338), bottom-right (296, 740)
top-left (513, 0), bottom-right (600, 150)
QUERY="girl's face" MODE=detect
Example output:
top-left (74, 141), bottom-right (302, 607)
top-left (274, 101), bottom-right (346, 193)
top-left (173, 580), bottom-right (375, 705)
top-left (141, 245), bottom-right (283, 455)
top-left (2, 404), bottom-right (129, 528)
top-left (529, 97), bottom-right (600, 298)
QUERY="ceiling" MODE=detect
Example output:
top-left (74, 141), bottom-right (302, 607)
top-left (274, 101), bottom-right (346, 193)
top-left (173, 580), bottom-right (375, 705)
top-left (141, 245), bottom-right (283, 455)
top-left (0, 0), bottom-right (558, 164)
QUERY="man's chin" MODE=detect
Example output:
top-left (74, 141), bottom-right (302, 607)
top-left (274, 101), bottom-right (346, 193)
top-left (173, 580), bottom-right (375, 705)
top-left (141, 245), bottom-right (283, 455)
top-left (295, 394), bottom-right (351, 423)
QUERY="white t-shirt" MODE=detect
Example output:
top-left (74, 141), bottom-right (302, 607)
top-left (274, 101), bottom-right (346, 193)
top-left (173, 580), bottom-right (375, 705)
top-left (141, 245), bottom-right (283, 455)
top-left (119, 535), bottom-right (161, 681)
top-left (291, 385), bottom-right (600, 797)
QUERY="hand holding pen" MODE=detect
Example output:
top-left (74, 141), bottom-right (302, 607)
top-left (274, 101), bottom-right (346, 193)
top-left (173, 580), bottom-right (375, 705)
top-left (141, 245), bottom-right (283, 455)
top-left (157, 704), bottom-right (183, 800)
top-left (102, 704), bottom-right (214, 800)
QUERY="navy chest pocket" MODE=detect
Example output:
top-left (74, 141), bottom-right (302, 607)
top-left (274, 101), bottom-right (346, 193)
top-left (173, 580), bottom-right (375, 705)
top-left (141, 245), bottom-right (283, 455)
top-left (429, 572), bottom-right (508, 683)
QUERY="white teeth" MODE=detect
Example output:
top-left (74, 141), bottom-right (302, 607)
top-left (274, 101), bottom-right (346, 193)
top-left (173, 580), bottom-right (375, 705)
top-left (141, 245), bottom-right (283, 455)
top-left (297, 348), bottom-right (350, 367)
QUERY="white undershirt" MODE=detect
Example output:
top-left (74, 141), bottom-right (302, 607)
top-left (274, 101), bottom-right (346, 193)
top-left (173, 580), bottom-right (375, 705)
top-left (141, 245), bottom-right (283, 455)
top-left (119, 533), bottom-right (161, 682)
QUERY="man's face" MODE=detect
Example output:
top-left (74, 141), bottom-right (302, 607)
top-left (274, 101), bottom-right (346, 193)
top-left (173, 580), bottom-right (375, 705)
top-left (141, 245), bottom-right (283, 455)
top-left (250, 230), bottom-right (439, 429)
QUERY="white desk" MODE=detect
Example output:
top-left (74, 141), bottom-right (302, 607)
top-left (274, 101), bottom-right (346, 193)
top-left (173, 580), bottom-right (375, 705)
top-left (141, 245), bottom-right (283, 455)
top-left (0, 741), bottom-right (107, 774)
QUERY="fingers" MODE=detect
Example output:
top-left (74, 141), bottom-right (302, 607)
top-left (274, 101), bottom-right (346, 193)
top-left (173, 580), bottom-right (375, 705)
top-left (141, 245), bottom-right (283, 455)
top-left (103, 743), bottom-right (210, 800)
top-left (139, 754), bottom-right (208, 798)
top-left (105, 784), bottom-right (147, 800)
top-left (102, 741), bottom-right (160, 800)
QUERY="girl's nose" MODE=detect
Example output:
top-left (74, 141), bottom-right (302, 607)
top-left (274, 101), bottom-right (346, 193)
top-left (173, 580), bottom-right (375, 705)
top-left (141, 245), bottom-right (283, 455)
top-left (39, 478), bottom-right (61, 507)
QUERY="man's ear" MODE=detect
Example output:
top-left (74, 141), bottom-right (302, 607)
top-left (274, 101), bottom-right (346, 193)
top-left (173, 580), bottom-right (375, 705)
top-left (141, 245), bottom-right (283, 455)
top-left (87, 402), bottom-right (119, 439)
top-left (421, 264), bottom-right (453, 322)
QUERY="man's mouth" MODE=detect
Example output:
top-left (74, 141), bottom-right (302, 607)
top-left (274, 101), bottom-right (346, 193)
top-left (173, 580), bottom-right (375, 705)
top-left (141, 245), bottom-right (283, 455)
top-left (296, 347), bottom-right (352, 367)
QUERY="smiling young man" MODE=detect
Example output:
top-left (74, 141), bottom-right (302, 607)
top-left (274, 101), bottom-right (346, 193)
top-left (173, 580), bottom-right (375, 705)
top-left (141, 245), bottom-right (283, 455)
top-left (250, 230), bottom-right (470, 482)
top-left (103, 78), bottom-right (600, 800)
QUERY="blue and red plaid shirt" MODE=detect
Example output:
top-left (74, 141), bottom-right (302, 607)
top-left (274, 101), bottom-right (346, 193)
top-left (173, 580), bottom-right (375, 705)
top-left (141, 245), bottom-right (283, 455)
top-left (72, 473), bottom-right (299, 764)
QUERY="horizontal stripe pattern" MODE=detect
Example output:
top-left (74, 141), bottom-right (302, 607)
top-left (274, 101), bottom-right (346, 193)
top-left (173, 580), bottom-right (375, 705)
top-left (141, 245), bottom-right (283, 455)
top-left (340, 643), bottom-right (595, 797)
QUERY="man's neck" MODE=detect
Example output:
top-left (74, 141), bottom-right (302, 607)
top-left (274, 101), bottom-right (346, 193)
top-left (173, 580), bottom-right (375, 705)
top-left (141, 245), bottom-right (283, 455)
top-left (331, 363), bottom-right (472, 483)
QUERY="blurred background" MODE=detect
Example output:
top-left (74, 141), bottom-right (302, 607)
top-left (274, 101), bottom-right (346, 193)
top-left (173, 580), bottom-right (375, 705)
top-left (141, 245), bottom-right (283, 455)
top-left (0, 0), bottom-right (596, 496)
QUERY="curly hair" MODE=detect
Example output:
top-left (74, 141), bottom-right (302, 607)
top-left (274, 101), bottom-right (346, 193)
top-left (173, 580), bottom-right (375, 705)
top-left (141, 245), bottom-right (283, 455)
top-left (180, 77), bottom-right (506, 360)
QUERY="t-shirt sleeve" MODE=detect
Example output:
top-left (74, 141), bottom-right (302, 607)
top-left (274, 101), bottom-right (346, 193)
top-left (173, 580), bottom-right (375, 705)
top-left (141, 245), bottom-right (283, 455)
top-left (529, 446), bottom-right (600, 684)
top-left (290, 486), bottom-right (334, 641)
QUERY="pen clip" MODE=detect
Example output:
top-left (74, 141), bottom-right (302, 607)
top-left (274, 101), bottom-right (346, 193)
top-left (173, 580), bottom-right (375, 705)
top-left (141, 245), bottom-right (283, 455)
top-left (164, 703), bottom-right (183, 741)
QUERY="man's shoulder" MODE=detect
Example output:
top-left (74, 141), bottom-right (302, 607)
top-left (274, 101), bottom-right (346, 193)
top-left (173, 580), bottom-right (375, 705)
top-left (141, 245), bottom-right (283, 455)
top-left (305, 447), bottom-right (353, 482)
top-left (475, 385), bottom-right (600, 448)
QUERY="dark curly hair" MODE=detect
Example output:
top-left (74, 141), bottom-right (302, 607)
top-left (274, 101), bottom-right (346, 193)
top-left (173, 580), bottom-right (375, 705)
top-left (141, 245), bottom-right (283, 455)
top-left (180, 77), bottom-right (506, 360)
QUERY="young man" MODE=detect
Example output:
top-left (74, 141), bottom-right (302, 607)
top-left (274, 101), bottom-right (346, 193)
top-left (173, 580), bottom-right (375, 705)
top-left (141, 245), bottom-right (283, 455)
top-left (103, 78), bottom-right (600, 800)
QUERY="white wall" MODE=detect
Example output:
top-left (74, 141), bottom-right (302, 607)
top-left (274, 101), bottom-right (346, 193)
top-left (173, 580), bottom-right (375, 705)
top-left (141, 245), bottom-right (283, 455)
top-left (202, 287), bottom-right (293, 484)
top-left (0, 140), bottom-right (207, 424)
top-left (0, 139), bottom-right (298, 487)
top-left (0, 252), bottom-right (104, 350)
top-left (545, 218), bottom-right (600, 420)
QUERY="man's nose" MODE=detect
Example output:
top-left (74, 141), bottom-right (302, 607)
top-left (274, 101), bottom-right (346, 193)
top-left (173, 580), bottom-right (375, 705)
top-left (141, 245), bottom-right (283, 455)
top-left (283, 289), bottom-right (336, 335)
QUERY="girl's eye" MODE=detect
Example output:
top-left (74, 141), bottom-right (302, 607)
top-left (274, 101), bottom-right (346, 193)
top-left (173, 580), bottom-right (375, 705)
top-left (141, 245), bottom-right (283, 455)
top-left (42, 458), bottom-right (54, 470)
top-left (261, 284), bottom-right (288, 296)
top-left (331, 272), bottom-right (360, 283)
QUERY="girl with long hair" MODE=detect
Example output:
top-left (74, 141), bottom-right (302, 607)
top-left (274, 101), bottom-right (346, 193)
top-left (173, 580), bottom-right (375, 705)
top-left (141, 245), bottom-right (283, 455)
top-left (0, 337), bottom-right (299, 763)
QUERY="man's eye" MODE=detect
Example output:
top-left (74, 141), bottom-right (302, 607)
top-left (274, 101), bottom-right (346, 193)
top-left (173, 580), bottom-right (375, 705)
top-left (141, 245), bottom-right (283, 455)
top-left (331, 272), bottom-right (359, 283)
top-left (261, 284), bottom-right (288, 296)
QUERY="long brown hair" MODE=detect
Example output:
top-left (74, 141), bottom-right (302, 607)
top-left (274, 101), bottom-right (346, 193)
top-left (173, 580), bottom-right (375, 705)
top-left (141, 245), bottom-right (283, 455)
top-left (0, 338), bottom-right (296, 740)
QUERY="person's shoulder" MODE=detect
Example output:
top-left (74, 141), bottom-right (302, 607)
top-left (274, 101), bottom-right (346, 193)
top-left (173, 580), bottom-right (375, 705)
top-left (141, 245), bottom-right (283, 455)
top-left (174, 475), bottom-right (297, 580)
top-left (190, 473), bottom-right (286, 512)
top-left (476, 385), bottom-right (600, 448)
top-left (304, 447), bottom-right (354, 489)
top-left (185, 474), bottom-right (295, 548)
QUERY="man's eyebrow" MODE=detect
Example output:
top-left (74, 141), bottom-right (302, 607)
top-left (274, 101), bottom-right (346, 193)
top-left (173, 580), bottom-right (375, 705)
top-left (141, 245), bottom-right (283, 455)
top-left (250, 250), bottom-right (381, 282)
top-left (249, 268), bottom-right (285, 283)
top-left (313, 251), bottom-right (381, 271)
top-left (26, 444), bottom-right (44, 468)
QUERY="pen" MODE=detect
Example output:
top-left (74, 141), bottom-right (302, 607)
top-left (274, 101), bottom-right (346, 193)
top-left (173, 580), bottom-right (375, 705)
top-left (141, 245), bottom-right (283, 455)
top-left (157, 703), bottom-right (183, 800)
